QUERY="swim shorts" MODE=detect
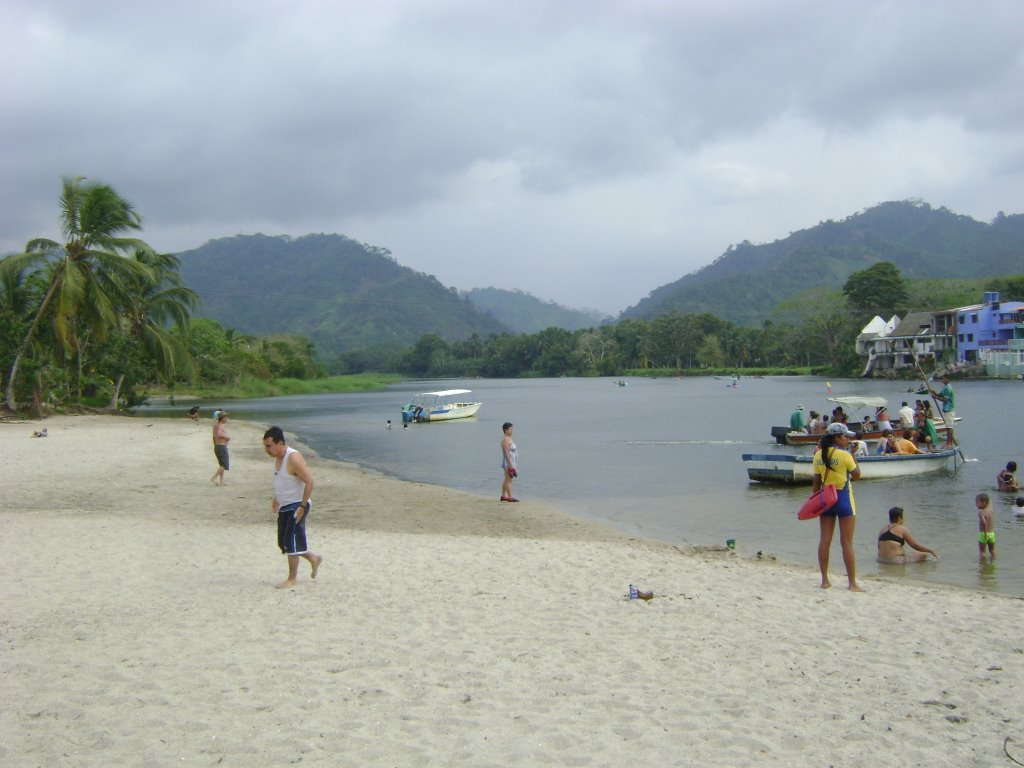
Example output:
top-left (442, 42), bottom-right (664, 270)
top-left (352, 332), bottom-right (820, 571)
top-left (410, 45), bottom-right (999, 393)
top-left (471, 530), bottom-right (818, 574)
top-left (821, 485), bottom-right (855, 519)
top-left (278, 501), bottom-right (309, 555)
top-left (978, 531), bottom-right (996, 545)
top-left (214, 444), bottom-right (230, 470)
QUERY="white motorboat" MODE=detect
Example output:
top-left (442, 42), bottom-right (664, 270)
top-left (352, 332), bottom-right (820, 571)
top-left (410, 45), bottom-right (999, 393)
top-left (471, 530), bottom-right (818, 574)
top-left (401, 389), bottom-right (482, 423)
top-left (741, 447), bottom-right (959, 484)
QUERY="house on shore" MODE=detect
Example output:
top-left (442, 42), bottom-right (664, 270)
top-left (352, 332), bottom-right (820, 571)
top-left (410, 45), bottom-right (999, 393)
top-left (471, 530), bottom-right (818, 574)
top-left (857, 312), bottom-right (954, 376)
top-left (855, 292), bottom-right (1024, 379)
top-left (954, 292), bottom-right (1024, 378)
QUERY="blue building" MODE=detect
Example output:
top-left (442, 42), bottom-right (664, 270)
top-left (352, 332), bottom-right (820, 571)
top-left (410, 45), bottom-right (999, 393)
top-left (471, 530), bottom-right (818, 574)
top-left (954, 292), bottom-right (1024, 370)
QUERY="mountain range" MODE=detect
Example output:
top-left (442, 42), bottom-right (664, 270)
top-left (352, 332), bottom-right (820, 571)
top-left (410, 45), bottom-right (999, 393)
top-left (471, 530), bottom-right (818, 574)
top-left (175, 201), bottom-right (1024, 358)
top-left (620, 201), bottom-right (1024, 326)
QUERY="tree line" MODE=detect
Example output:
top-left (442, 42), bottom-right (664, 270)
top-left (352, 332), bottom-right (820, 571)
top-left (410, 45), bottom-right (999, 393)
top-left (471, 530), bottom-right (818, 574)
top-left (0, 177), bottom-right (323, 414)
top-left (4, 178), bottom-right (1021, 414)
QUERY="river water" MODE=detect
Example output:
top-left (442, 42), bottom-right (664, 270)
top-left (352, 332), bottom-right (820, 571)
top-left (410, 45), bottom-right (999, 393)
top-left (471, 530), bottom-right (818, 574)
top-left (144, 376), bottom-right (1024, 596)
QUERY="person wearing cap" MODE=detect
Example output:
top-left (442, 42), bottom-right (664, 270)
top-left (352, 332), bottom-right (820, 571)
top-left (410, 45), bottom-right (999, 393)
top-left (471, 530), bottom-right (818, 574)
top-left (210, 411), bottom-right (231, 486)
top-left (812, 421), bottom-right (863, 592)
top-left (789, 404), bottom-right (806, 433)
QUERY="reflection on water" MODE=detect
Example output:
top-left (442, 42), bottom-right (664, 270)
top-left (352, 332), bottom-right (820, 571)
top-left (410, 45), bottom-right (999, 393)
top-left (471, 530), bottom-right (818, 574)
top-left (139, 376), bottom-right (1023, 597)
top-left (976, 560), bottom-right (1000, 590)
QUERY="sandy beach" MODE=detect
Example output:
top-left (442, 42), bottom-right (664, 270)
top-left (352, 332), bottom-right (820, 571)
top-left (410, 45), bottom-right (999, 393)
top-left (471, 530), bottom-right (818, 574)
top-left (1, 414), bottom-right (1022, 767)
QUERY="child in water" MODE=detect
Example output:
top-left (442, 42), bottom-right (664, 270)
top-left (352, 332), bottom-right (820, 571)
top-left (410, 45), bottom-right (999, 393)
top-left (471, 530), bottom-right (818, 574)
top-left (976, 493), bottom-right (995, 561)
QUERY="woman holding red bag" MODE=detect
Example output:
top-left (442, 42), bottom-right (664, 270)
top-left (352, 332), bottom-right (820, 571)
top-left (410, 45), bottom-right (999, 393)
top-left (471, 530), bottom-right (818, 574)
top-left (500, 421), bottom-right (519, 502)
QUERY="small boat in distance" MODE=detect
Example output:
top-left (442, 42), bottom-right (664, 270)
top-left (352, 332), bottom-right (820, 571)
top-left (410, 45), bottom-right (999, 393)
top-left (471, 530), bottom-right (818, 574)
top-left (741, 447), bottom-right (958, 484)
top-left (401, 389), bottom-right (482, 423)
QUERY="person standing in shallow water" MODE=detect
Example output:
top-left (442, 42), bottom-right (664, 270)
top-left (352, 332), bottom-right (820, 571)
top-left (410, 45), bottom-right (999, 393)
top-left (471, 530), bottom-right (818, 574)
top-left (262, 426), bottom-right (323, 589)
top-left (500, 422), bottom-right (519, 502)
top-left (812, 422), bottom-right (863, 591)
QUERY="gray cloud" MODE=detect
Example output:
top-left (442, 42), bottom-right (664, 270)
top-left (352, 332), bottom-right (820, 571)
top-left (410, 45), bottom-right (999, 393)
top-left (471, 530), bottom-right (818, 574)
top-left (2, 0), bottom-right (1022, 314)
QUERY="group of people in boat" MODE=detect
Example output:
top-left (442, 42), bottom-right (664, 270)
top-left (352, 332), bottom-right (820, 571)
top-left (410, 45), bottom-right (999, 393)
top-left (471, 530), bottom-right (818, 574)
top-left (790, 397), bottom-right (950, 454)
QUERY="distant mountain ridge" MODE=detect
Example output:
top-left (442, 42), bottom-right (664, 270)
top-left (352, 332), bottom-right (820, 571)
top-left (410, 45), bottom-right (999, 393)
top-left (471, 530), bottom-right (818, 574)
top-left (176, 234), bottom-right (510, 358)
top-left (464, 287), bottom-right (611, 333)
top-left (619, 201), bottom-right (1024, 327)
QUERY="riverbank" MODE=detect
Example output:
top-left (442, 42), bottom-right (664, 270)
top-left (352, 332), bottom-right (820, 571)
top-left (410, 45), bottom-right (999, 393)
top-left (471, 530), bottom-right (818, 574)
top-left (1, 415), bottom-right (1022, 767)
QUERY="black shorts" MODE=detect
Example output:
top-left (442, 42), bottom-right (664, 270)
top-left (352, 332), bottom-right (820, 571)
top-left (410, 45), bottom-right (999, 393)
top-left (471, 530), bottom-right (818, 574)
top-left (214, 444), bottom-right (230, 470)
top-left (277, 502), bottom-right (309, 555)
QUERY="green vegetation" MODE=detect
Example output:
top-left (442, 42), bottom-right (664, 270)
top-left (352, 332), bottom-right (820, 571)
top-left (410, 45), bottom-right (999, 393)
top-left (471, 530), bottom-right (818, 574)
top-left (368, 264), bottom-right (1023, 380)
top-left (176, 234), bottom-right (509, 360)
top-left (5, 182), bottom-right (1021, 417)
top-left (158, 372), bottom-right (403, 400)
top-left (463, 287), bottom-right (610, 333)
top-left (0, 179), bottom-right (392, 415)
top-left (621, 201), bottom-right (1024, 327)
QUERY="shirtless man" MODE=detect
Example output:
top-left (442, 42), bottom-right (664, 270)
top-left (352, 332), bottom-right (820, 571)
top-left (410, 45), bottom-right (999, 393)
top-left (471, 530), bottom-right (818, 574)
top-left (210, 412), bottom-right (231, 486)
top-left (263, 426), bottom-right (323, 589)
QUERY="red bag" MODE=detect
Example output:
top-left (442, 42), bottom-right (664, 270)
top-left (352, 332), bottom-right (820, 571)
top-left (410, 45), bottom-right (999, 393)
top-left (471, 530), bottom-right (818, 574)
top-left (797, 484), bottom-right (838, 520)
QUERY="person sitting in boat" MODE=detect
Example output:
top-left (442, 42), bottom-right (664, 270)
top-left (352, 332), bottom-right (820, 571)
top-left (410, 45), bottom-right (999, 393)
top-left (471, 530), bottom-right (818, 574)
top-left (848, 439), bottom-right (869, 457)
top-left (860, 415), bottom-right (876, 432)
top-left (892, 429), bottom-right (924, 455)
top-left (899, 401), bottom-right (915, 429)
top-left (807, 411), bottom-right (823, 433)
top-left (876, 430), bottom-right (897, 455)
top-left (875, 405), bottom-right (892, 431)
top-left (997, 461), bottom-right (1019, 492)
top-left (914, 412), bottom-right (940, 451)
top-left (877, 507), bottom-right (939, 564)
top-left (789, 404), bottom-right (807, 433)
top-left (831, 406), bottom-right (848, 424)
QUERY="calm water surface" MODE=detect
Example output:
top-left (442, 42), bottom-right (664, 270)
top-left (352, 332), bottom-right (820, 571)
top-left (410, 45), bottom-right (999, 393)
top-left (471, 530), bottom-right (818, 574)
top-left (145, 377), bottom-right (1024, 596)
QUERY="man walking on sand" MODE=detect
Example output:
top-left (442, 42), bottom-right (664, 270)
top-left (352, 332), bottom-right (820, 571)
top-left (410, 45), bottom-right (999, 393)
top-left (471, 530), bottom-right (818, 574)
top-left (262, 426), bottom-right (323, 589)
top-left (210, 411), bottom-right (231, 486)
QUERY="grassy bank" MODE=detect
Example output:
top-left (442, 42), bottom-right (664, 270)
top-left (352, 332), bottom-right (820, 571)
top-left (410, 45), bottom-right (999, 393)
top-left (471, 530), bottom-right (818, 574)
top-left (155, 373), bottom-right (404, 401)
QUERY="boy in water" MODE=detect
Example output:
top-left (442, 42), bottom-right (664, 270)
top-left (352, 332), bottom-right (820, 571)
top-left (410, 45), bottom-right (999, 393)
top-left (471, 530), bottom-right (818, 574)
top-left (976, 492), bottom-right (995, 561)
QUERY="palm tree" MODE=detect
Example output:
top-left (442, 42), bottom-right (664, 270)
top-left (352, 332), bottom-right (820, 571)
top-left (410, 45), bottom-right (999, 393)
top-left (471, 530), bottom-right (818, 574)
top-left (1, 177), bottom-right (154, 410)
top-left (106, 249), bottom-right (199, 408)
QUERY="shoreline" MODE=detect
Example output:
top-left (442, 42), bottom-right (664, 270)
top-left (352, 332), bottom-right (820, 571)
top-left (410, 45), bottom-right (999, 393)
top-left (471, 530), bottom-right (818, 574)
top-left (2, 414), bottom-right (1022, 767)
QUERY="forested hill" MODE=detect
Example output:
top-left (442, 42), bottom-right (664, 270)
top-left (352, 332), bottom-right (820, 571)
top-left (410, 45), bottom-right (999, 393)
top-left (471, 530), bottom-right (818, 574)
top-left (619, 201), bottom-right (1024, 327)
top-left (464, 287), bottom-right (611, 333)
top-left (176, 234), bottom-right (509, 357)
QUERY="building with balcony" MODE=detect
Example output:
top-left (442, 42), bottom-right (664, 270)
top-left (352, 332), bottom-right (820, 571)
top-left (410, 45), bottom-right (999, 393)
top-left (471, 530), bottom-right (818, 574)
top-left (954, 292), bottom-right (1024, 375)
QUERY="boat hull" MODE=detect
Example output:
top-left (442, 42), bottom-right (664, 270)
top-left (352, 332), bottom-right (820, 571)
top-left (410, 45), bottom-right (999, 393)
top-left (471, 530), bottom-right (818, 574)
top-left (403, 401), bottom-right (482, 423)
top-left (742, 448), bottom-right (957, 484)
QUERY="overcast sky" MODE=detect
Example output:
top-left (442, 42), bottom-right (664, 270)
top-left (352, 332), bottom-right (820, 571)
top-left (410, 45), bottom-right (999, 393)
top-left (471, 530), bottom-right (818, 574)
top-left (2, 1), bottom-right (1022, 314)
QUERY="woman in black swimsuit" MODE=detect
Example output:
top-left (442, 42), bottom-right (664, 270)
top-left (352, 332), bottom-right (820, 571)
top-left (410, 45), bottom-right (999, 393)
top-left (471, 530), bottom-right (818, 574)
top-left (877, 507), bottom-right (939, 564)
